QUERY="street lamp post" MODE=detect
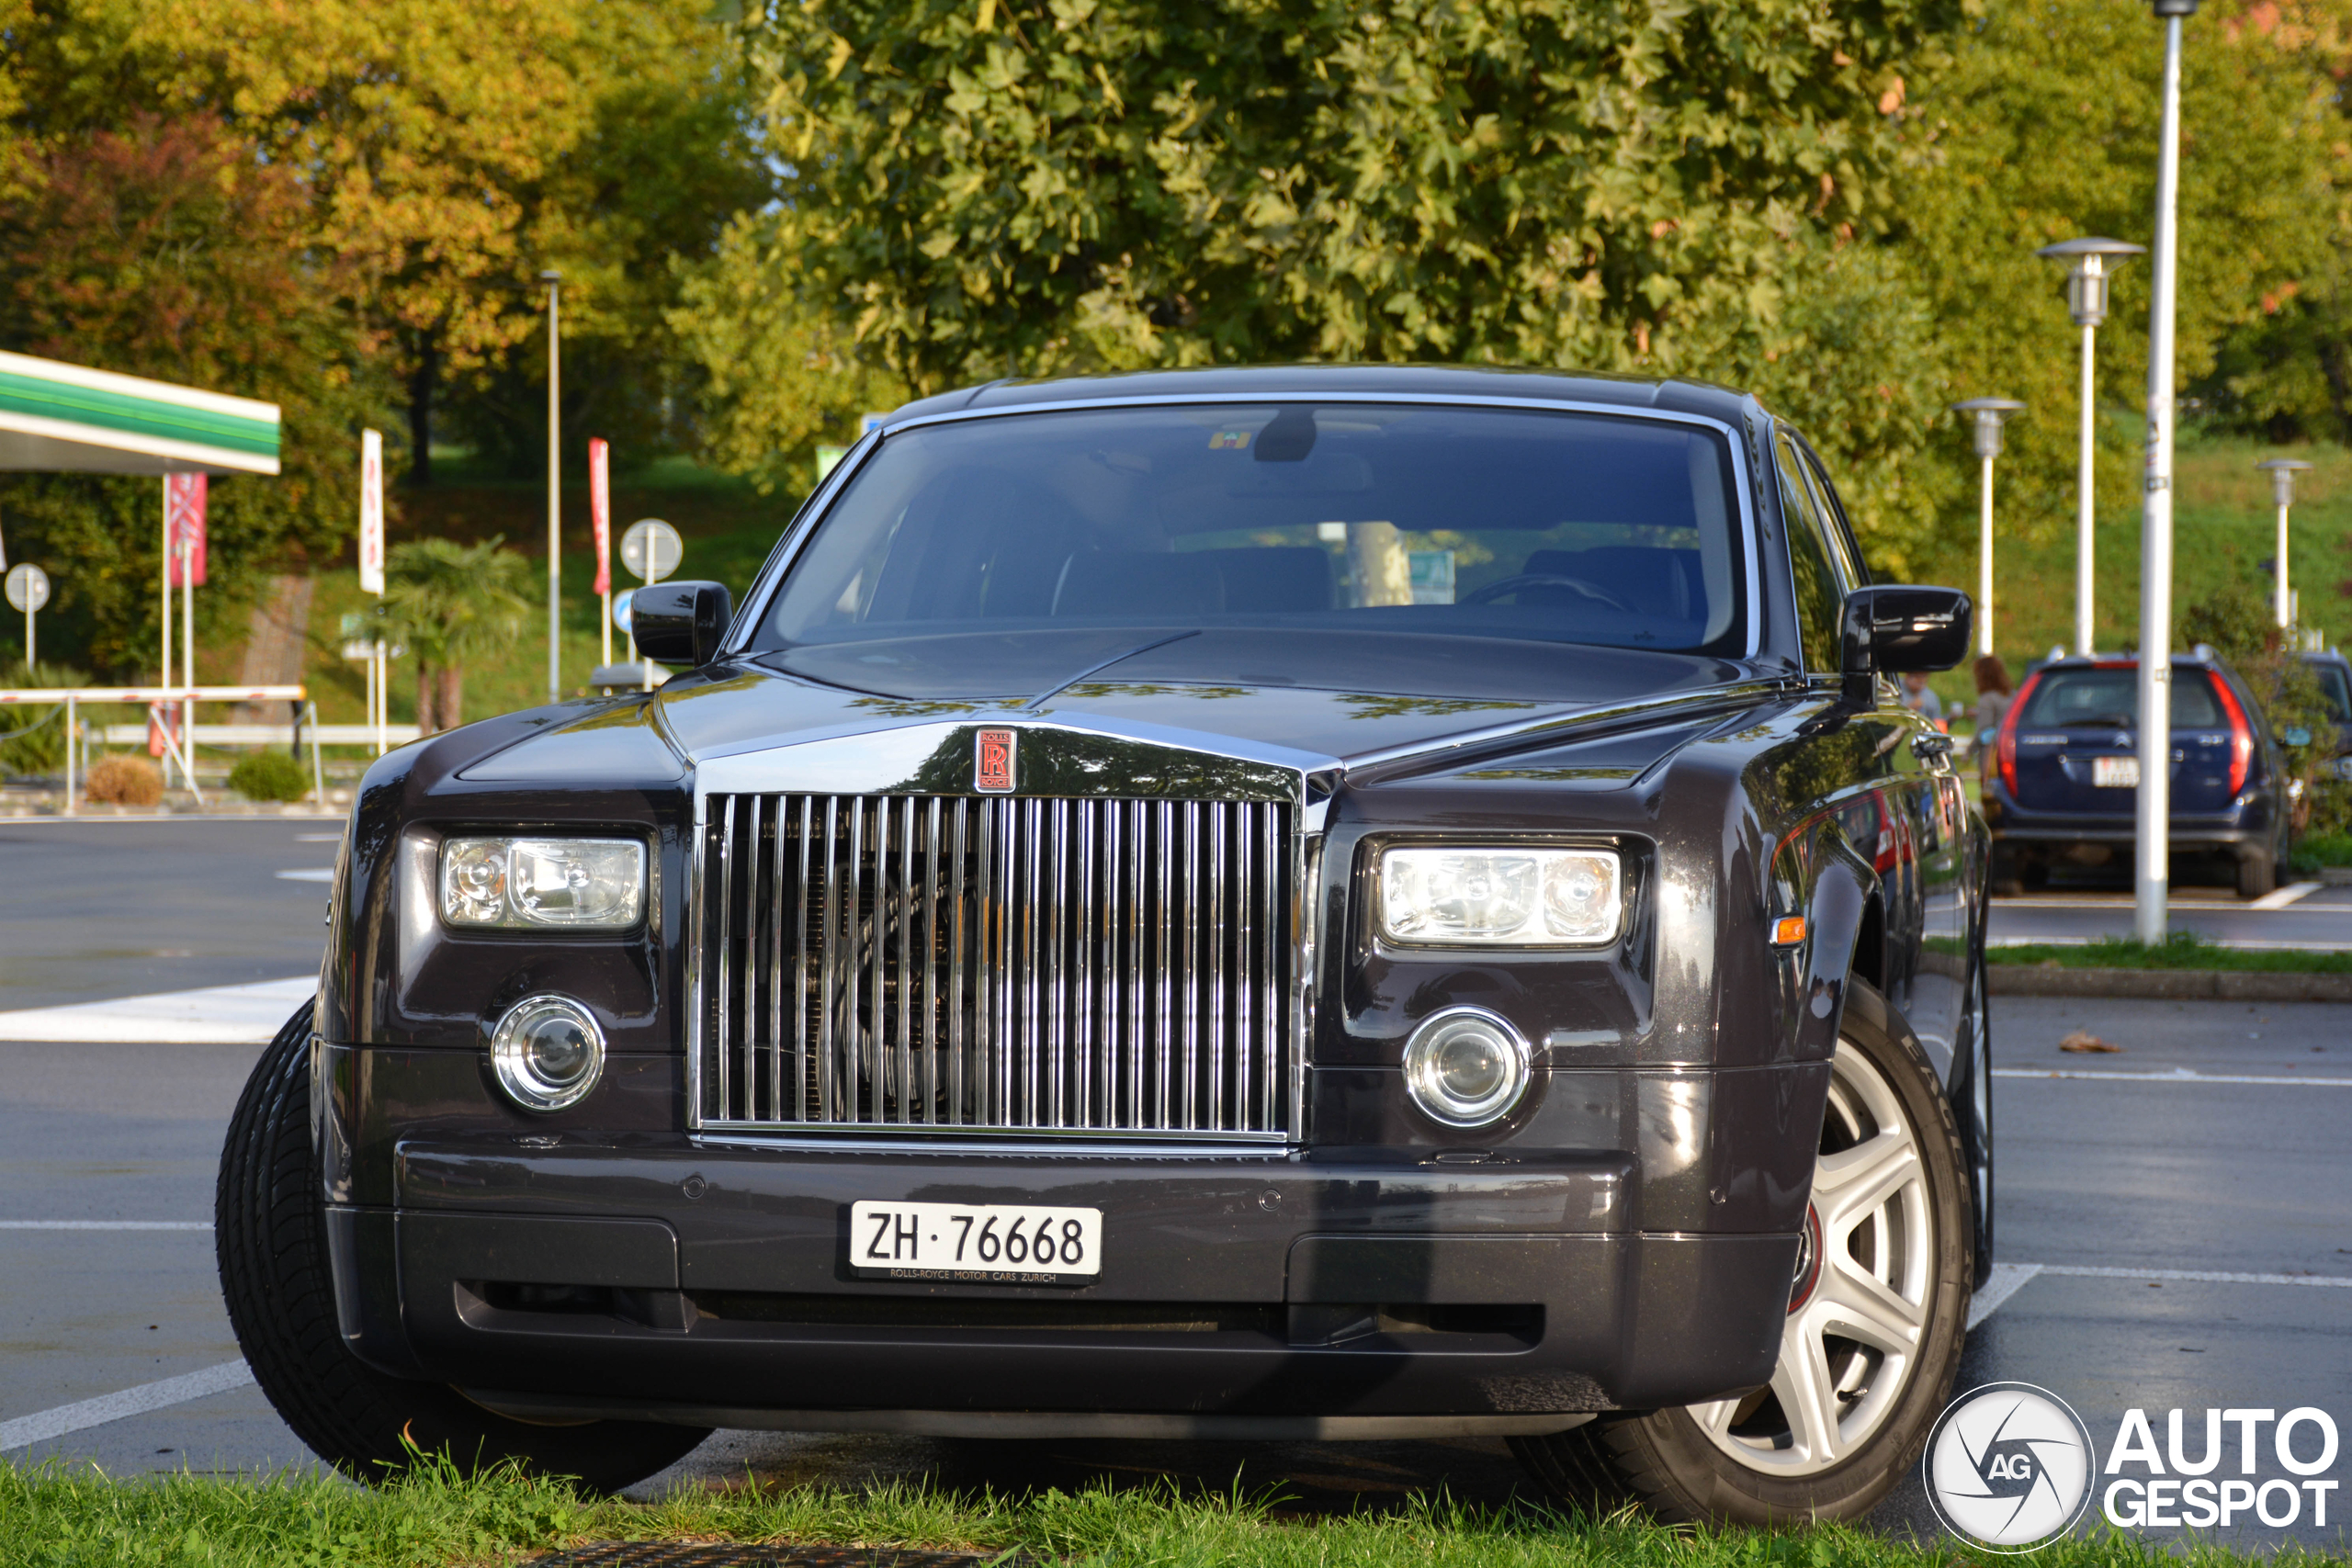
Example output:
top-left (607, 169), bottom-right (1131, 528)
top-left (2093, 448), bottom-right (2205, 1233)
top-left (2135, 0), bottom-right (2196, 944)
top-left (2254, 458), bottom-right (2311, 631)
top-left (2036, 237), bottom-right (2145, 657)
top-left (1951, 399), bottom-right (2026, 658)
top-left (540, 269), bottom-right (562, 705)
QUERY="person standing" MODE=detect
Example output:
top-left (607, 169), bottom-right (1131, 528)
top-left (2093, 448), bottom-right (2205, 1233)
top-left (1971, 654), bottom-right (2013, 782)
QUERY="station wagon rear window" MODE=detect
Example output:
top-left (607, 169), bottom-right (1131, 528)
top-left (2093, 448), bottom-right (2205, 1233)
top-left (2018, 668), bottom-right (2226, 729)
top-left (754, 404), bottom-right (1748, 659)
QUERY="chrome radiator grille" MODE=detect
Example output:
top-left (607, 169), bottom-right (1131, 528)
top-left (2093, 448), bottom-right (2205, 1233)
top-left (692, 794), bottom-right (1298, 1140)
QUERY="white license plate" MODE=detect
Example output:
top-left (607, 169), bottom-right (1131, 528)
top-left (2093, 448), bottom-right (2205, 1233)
top-left (2093, 755), bottom-right (2140, 787)
top-left (850, 1200), bottom-right (1102, 1279)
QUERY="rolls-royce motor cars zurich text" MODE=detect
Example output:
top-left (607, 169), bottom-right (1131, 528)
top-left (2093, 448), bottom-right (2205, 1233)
top-left (219, 367), bottom-right (1991, 1525)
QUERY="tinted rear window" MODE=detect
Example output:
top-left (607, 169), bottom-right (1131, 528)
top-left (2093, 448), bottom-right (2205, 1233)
top-left (2018, 669), bottom-right (2226, 729)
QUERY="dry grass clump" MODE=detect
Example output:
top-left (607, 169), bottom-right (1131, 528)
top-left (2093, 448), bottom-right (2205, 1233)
top-left (84, 752), bottom-right (164, 806)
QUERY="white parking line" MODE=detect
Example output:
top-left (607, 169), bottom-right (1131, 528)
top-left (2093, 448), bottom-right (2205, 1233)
top-left (1968, 1260), bottom-right (2352, 1329)
top-left (273, 868), bottom-right (335, 883)
top-left (2038, 1264), bottom-right (2352, 1288)
top-left (1993, 1067), bottom-right (2352, 1088)
top-left (0, 1221), bottom-right (210, 1231)
top-left (0, 976), bottom-right (312, 1044)
top-left (0, 1360), bottom-right (254, 1452)
top-left (2250, 881), bottom-right (2324, 910)
top-left (1968, 1262), bottom-right (2043, 1330)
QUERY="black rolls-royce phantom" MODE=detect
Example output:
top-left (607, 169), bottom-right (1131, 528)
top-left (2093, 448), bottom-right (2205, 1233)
top-left (218, 366), bottom-right (1991, 1525)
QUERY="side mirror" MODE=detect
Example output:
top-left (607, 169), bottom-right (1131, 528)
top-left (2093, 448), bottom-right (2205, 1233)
top-left (1840, 585), bottom-right (1973, 705)
top-left (632, 581), bottom-right (732, 669)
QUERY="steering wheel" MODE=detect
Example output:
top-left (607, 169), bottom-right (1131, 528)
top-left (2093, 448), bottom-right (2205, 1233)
top-left (1461, 573), bottom-right (1634, 613)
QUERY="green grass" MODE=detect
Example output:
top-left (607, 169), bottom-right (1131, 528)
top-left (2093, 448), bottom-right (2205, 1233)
top-left (0, 1455), bottom-right (2328, 1568)
top-left (1987, 931), bottom-right (2352, 974)
top-left (1917, 434), bottom-right (2352, 716)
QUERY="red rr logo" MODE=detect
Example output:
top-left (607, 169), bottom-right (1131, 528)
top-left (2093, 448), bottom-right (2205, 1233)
top-left (975, 728), bottom-right (1016, 793)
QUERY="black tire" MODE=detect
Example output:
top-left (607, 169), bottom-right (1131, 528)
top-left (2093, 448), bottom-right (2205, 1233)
top-left (1510, 979), bottom-right (1973, 1526)
top-left (215, 1001), bottom-right (710, 1492)
top-left (2236, 849), bottom-right (2276, 900)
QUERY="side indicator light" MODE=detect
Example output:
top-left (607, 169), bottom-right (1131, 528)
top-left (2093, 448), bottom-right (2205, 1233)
top-left (1772, 915), bottom-right (1808, 946)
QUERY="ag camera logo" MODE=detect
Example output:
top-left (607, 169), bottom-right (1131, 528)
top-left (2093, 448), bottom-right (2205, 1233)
top-left (1924, 1382), bottom-right (2097, 1551)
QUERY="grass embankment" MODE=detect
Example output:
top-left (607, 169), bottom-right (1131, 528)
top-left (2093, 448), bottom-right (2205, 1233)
top-left (0, 1457), bottom-right (2324, 1568)
top-left (1988, 931), bottom-right (2352, 974)
top-left (1917, 434), bottom-right (2352, 714)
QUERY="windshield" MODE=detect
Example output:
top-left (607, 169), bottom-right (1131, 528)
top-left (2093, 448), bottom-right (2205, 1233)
top-left (2315, 664), bottom-right (2352, 725)
top-left (752, 404), bottom-right (1748, 659)
top-left (2019, 668), bottom-right (2226, 729)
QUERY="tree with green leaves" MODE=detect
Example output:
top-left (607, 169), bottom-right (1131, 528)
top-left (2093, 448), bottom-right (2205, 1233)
top-left (371, 538), bottom-right (535, 733)
top-left (719, 0), bottom-right (1968, 553)
top-left (1892, 0), bottom-right (2345, 558)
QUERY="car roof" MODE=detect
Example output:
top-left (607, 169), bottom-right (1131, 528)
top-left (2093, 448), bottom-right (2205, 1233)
top-left (881, 364), bottom-right (1764, 430)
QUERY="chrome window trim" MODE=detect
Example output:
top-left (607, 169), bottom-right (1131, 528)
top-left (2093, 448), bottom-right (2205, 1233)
top-left (722, 391), bottom-right (1766, 664)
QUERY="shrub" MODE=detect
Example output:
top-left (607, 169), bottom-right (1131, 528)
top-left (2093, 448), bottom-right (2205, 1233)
top-left (2291, 829), bottom-right (2352, 872)
top-left (0, 661), bottom-right (92, 776)
top-left (229, 750), bottom-right (310, 803)
top-left (84, 753), bottom-right (163, 806)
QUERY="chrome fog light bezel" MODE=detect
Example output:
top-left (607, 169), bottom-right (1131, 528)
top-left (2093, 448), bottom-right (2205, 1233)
top-left (1401, 1007), bottom-right (1532, 1128)
top-left (488, 994), bottom-right (607, 1112)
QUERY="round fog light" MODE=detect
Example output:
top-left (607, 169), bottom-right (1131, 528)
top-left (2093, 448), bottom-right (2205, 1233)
top-left (490, 995), bottom-right (606, 1112)
top-left (1402, 1008), bottom-right (1531, 1128)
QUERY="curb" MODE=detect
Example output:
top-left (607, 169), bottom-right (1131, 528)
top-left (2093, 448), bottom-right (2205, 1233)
top-left (1988, 964), bottom-right (2352, 1002)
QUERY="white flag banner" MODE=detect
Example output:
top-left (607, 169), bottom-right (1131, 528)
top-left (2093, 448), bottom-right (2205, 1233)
top-left (357, 430), bottom-right (385, 594)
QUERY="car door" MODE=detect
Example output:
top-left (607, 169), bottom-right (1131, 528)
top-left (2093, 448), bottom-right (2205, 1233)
top-left (1795, 438), bottom-right (1965, 1072)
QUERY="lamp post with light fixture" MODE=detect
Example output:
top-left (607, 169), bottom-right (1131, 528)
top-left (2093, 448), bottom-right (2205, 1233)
top-left (541, 269), bottom-right (562, 704)
top-left (1951, 399), bottom-right (2026, 659)
top-left (2036, 237), bottom-right (2144, 657)
top-left (2254, 458), bottom-right (2311, 631)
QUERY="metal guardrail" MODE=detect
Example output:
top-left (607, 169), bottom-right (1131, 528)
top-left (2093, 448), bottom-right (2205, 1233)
top-left (0, 684), bottom-right (307, 812)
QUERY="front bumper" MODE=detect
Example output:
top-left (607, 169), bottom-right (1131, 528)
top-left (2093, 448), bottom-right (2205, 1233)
top-left (324, 1050), bottom-right (1808, 1422)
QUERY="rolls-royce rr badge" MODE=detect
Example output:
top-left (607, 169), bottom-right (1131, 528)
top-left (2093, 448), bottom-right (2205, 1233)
top-left (975, 728), bottom-right (1015, 793)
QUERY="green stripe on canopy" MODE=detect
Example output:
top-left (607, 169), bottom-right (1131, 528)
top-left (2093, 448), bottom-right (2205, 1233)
top-left (0, 351), bottom-right (281, 476)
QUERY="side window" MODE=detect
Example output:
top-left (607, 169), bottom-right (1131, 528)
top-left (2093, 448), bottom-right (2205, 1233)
top-left (1799, 445), bottom-right (1870, 588)
top-left (1773, 431), bottom-right (1843, 675)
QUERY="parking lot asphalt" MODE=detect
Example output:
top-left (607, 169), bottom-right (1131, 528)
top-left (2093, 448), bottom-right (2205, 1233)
top-left (2, 818), bottom-right (2346, 1550)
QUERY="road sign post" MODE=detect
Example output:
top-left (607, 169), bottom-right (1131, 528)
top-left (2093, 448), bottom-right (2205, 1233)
top-left (620, 519), bottom-right (682, 692)
top-left (6, 561), bottom-right (49, 667)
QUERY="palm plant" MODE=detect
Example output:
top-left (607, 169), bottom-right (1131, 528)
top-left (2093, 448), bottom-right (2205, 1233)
top-left (371, 537), bottom-right (534, 732)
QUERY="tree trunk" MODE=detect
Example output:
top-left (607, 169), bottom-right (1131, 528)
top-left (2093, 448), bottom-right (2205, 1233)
top-left (415, 663), bottom-right (439, 734)
top-left (407, 326), bottom-right (438, 486)
top-left (437, 665), bottom-right (463, 732)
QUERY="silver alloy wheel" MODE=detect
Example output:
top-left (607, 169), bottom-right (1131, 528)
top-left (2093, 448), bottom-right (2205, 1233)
top-left (1689, 1035), bottom-right (1936, 1476)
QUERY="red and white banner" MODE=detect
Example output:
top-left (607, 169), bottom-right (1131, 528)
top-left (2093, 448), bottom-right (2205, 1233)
top-left (164, 473), bottom-right (207, 587)
top-left (146, 702), bottom-right (179, 758)
top-left (590, 437), bottom-right (611, 597)
top-left (357, 430), bottom-right (385, 595)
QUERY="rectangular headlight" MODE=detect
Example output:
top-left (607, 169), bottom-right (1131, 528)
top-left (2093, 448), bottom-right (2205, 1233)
top-left (1377, 846), bottom-right (1622, 947)
top-left (440, 837), bottom-right (646, 930)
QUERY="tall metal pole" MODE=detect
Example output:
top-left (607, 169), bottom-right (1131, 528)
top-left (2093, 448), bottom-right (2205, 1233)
top-left (2076, 322), bottom-right (2098, 655)
top-left (2135, 6), bottom-right (2190, 944)
top-left (1979, 455), bottom-right (1996, 658)
top-left (2275, 495), bottom-right (2291, 628)
top-left (543, 271), bottom-right (562, 704)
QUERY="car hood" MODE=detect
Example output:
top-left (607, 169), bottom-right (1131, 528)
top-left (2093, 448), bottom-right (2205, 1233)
top-left (453, 629), bottom-right (1768, 786)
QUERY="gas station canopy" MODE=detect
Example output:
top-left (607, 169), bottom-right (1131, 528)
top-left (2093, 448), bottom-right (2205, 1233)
top-left (0, 350), bottom-right (279, 476)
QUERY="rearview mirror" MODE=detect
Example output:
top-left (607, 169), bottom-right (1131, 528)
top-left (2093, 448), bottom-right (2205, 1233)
top-left (1840, 585), bottom-right (1973, 705)
top-left (632, 581), bottom-right (732, 669)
